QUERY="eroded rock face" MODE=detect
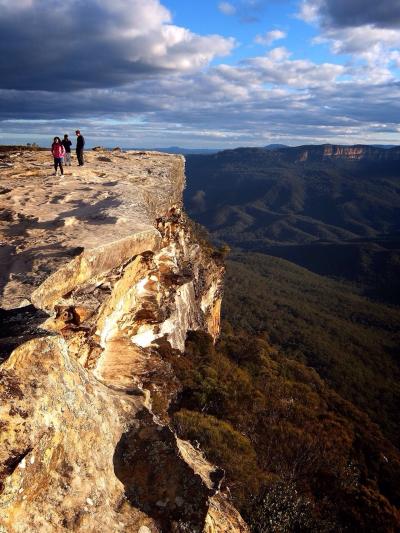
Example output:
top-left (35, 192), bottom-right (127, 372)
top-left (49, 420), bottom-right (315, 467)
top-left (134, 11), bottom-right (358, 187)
top-left (275, 144), bottom-right (400, 163)
top-left (0, 149), bottom-right (248, 532)
top-left (0, 336), bottom-right (147, 532)
top-left (0, 149), bottom-right (183, 310)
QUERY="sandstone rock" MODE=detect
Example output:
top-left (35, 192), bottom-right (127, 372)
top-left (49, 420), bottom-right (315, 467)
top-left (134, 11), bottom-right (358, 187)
top-left (0, 149), bottom-right (247, 533)
top-left (0, 149), bottom-right (184, 310)
top-left (293, 144), bottom-right (400, 162)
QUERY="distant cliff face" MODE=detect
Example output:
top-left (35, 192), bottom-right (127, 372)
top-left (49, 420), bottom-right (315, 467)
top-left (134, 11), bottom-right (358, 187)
top-left (184, 143), bottom-right (400, 307)
top-left (283, 143), bottom-right (400, 162)
top-left (0, 149), bottom-right (247, 532)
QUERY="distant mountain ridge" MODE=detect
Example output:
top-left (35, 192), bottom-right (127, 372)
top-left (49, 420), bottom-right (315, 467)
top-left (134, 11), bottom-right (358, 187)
top-left (163, 143), bottom-right (400, 158)
top-left (126, 146), bottom-right (222, 155)
top-left (184, 143), bottom-right (400, 304)
top-left (275, 143), bottom-right (400, 162)
top-left (264, 144), bottom-right (288, 150)
top-left (123, 143), bottom-right (400, 159)
top-left (213, 143), bottom-right (400, 162)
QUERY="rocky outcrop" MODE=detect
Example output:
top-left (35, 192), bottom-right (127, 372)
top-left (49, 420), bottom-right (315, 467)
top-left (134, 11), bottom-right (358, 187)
top-left (280, 144), bottom-right (400, 162)
top-left (0, 149), bottom-right (248, 532)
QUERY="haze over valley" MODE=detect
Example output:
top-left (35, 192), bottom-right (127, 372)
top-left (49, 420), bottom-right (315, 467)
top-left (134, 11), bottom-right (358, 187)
top-left (186, 144), bottom-right (400, 304)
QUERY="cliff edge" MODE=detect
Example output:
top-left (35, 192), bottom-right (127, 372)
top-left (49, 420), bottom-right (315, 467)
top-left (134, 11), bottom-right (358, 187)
top-left (0, 149), bottom-right (248, 532)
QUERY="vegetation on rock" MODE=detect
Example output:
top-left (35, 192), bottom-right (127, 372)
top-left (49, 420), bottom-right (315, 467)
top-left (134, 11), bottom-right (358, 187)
top-left (165, 330), bottom-right (400, 532)
top-left (224, 253), bottom-right (400, 448)
top-left (182, 147), bottom-right (400, 529)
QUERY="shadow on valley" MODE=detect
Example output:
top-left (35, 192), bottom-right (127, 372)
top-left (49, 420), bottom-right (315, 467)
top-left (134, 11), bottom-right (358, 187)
top-left (185, 146), bottom-right (400, 306)
top-left (179, 147), bottom-right (400, 530)
top-left (223, 253), bottom-right (400, 448)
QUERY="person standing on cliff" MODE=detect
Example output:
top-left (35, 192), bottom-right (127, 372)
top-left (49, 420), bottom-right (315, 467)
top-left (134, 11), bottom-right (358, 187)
top-left (62, 134), bottom-right (72, 166)
top-left (51, 137), bottom-right (65, 176)
top-left (75, 130), bottom-right (85, 166)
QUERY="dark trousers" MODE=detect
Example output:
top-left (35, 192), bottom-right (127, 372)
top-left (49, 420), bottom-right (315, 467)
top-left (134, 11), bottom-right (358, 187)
top-left (76, 149), bottom-right (84, 166)
top-left (54, 158), bottom-right (64, 174)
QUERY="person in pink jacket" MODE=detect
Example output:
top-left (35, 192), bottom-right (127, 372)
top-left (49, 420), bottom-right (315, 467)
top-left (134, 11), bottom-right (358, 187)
top-left (51, 136), bottom-right (66, 176)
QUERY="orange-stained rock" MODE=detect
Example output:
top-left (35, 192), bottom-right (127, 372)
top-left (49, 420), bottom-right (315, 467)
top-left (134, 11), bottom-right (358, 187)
top-left (0, 148), bottom-right (247, 533)
top-left (0, 149), bottom-right (184, 310)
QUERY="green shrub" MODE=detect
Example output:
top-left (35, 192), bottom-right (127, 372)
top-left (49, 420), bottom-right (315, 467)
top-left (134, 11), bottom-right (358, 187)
top-left (173, 409), bottom-right (263, 505)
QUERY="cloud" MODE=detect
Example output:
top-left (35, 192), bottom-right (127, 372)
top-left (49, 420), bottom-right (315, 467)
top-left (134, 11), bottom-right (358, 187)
top-left (0, 0), bottom-right (234, 92)
top-left (218, 2), bottom-right (236, 15)
top-left (255, 29), bottom-right (287, 46)
top-left (299, 0), bottom-right (400, 84)
top-left (0, 0), bottom-right (399, 147)
top-left (217, 0), bottom-right (272, 23)
top-left (3, 44), bottom-right (399, 147)
top-left (314, 25), bottom-right (400, 82)
top-left (320, 0), bottom-right (400, 29)
top-left (1, 75), bottom-right (399, 147)
top-left (296, 1), bottom-right (320, 23)
top-left (321, 27), bottom-right (400, 55)
top-left (298, 0), bottom-right (400, 29)
top-left (244, 47), bottom-right (345, 88)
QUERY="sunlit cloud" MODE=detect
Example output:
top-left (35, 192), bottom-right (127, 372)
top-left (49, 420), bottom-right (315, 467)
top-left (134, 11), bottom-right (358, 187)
top-left (0, 0), bottom-right (399, 147)
top-left (0, 0), bottom-right (234, 91)
top-left (254, 29), bottom-right (287, 46)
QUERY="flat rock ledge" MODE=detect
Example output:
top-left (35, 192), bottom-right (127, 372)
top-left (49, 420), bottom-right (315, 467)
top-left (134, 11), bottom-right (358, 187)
top-left (0, 149), bottom-right (184, 309)
top-left (0, 148), bottom-right (248, 533)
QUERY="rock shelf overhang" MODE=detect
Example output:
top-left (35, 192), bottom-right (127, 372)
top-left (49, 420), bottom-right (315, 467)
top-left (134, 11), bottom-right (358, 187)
top-left (0, 149), bottom-right (184, 310)
top-left (0, 148), bottom-right (248, 533)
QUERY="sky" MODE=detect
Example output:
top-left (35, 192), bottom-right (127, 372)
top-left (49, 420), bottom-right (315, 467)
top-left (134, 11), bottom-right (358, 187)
top-left (0, 0), bottom-right (399, 148)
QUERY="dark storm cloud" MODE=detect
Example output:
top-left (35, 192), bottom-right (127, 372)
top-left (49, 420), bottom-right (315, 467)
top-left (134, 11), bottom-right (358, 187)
top-left (323, 0), bottom-right (400, 28)
top-left (304, 0), bottom-right (400, 28)
top-left (0, 89), bottom-right (157, 121)
top-left (0, 0), bottom-right (233, 91)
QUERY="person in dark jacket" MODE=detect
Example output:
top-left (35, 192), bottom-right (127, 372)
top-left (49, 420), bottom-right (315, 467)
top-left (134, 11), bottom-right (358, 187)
top-left (75, 130), bottom-right (85, 166)
top-left (62, 134), bottom-right (72, 166)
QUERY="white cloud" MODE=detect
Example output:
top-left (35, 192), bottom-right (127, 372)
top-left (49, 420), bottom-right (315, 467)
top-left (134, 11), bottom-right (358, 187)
top-left (218, 2), bottom-right (237, 15)
top-left (3, 38), bottom-right (398, 145)
top-left (255, 29), bottom-right (287, 46)
top-left (311, 25), bottom-right (400, 85)
top-left (0, 0), bottom-right (235, 91)
top-left (296, 0), bottom-right (321, 23)
top-left (0, 0), bottom-right (399, 147)
top-left (245, 48), bottom-right (345, 88)
top-left (314, 25), bottom-right (400, 57)
top-left (299, 0), bottom-right (400, 86)
top-left (1, 69), bottom-right (400, 146)
top-left (266, 47), bottom-right (292, 62)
